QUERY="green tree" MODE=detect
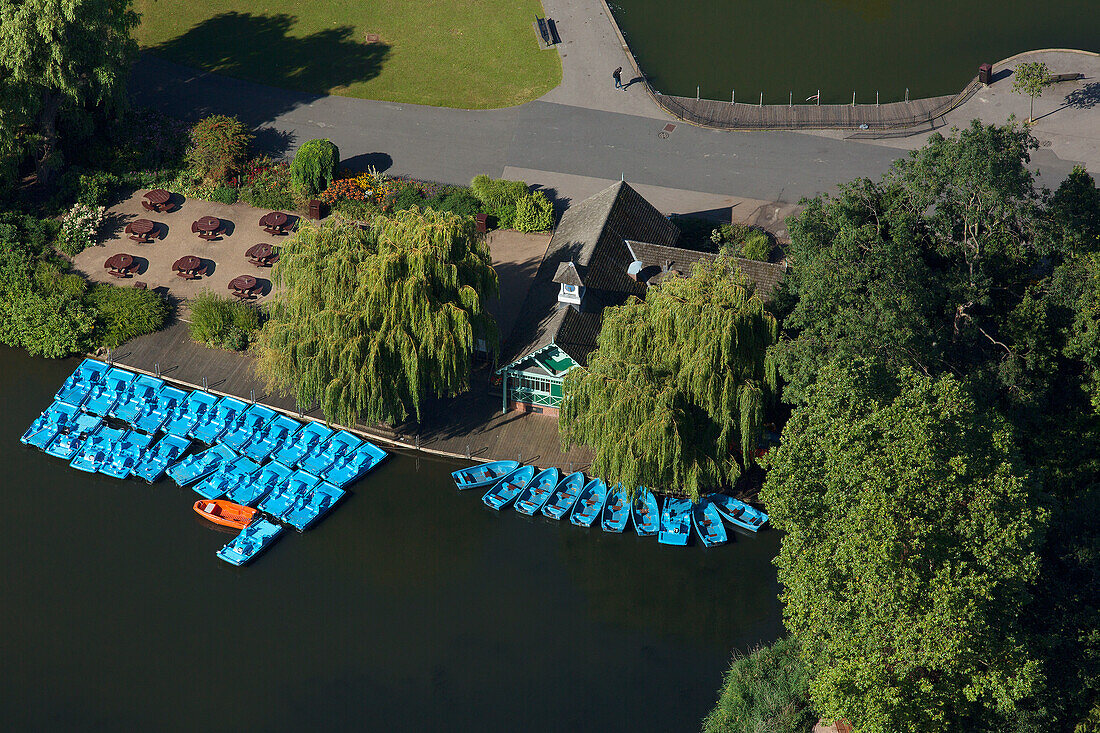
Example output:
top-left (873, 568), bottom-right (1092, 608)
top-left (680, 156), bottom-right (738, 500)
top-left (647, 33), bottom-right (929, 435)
top-left (513, 190), bottom-right (553, 232)
top-left (1012, 62), bottom-right (1050, 123)
top-left (290, 138), bottom-right (340, 196)
top-left (256, 211), bottom-right (499, 425)
top-left (762, 360), bottom-right (1048, 733)
top-left (186, 115), bottom-right (253, 184)
top-left (560, 257), bottom-right (777, 501)
top-left (0, 0), bottom-right (138, 186)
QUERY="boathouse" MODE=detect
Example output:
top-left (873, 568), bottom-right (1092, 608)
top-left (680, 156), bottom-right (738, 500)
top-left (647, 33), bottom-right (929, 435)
top-left (497, 181), bottom-right (786, 415)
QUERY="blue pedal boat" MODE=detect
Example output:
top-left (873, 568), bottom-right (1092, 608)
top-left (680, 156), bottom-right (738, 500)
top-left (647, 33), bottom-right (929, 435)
top-left (570, 478), bottom-right (608, 527)
top-left (69, 425), bottom-right (126, 473)
top-left (482, 465), bottom-right (536, 511)
top-left (220, 403), bottom-right (277, 451)
top-left (658, 497), bottom-right (693, 546)
top-left (191, 396), bottom-right (248, 444)
top-left (259, 469), bottom-right (322, 518)
top-left (162, 390), bottom-right (219, 439)
top-left (282, 482), bottom-right (345, 531)
top-left (708, 494), bottom-right (769, 532)
top-left (298, 429), bottom-right (362, 475)
top-left (193, 455), bottom-right (262, 500)
top-left (540, 471), bottom-right (586, 519)
top-left (228, 460), bottom-right (293, 506)
top-left (132, 434), bottom-right (191, 483)
top-left (21, 401), bottom-right (80, 449)
top-left (242, 414), bottom-right (301, 462)
top-left (55, 359), bottom-right (107, 407)
top-left (514, 467), bottom-right (559, 515)
top-left (108, 374), bottom-right (164, 424)
top-left (166, 444), bottom-right (237, 487)
top-left (600, 484), bottom-right (631, 532)
top-left (134, 385), bottom-right (188, 434)
top-left (271, 421), bottom-right (333, 468)
top-left (82, 367), bottom-right (135, 416)
top-left (43, 411), bottom-right (103, 460)
top-left (216, 518), bottom-right (283, 566)
top-left (451, 460), bottom-right (521, 490)
top-left (631, 488), bottom-right (660, 536)
top-left (100, 430), bottom-right (155, 479)
top-left (320, 440), bottom-right (387, 489)
top-left (692, 499), bottom-right (728, 547)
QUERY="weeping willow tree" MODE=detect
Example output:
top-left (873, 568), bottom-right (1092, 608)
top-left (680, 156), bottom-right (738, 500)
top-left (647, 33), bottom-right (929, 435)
top-left (559, 257), bottom-right (777, 501)
top-left (256, 210), bottom-right (499, 425)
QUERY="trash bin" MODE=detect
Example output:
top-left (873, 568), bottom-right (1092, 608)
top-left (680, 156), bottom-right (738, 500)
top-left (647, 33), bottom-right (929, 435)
top-left (979, 63), bottom-right (993, 85)
top-left (308, 199), bottom-right (322, 220)
top-left (475, 213), bottom-right (488, 235)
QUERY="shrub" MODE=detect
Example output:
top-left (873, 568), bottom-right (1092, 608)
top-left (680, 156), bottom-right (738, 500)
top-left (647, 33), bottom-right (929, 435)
top-left (208, 186), bottom-right (239, 205)
top-left (470, 175), bottom-right (528, 213)
top-left (331, 198), bottom-right (377, 221)
top-left (430, 188), bottom-right (482, 217)
top-left (392, 184), bottom-right (428, 211)
top-left (495, 202), bottom-right (516, 229)
top-left (240, 157), bottom-right (295, 210)
top-left (76, 171), bottom-right (120, 207)
top-left (85, 284), bottom-right (169, 349)
top-left (58, 204), bottom-right (107, 256)
top-left (291, 139), bottom-right (340, 196)
top-left (513, 191), bottom-right (554, 232)
top-left (186, 115), bottom-right (253, 184)
top-left (739, 229), bottom-right (772, 261)
top-left (188, 292), bottom-right (262, 350)
top-left (702, 637), bottom-right (816, 733)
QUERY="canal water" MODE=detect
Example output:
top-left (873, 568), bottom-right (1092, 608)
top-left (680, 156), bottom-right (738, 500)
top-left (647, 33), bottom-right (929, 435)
top-left (0, 346), bottom-right (783, 732)
top-left (610, 0), bottom-right (1100, 103)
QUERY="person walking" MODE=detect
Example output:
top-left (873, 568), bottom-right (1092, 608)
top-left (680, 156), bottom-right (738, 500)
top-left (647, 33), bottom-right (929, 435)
top-left (613, 67), bottom-right (623, 90)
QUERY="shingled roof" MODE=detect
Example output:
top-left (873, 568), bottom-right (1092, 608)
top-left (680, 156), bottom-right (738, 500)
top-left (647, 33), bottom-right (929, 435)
top-left (625, 241), bottom-right (786, 300)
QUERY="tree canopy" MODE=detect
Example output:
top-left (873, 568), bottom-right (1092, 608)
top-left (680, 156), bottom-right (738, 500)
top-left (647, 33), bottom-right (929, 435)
top-left (256, 210), bottom-right (499, 425)
top-left (559, 257), bottom-right (776, 501)
top-left (1012, 62), bottom-right (1050, 123)
top-left (762, 360), bottom-right (1048, 733)
top-left (0, 0), bottom-right (138, 185)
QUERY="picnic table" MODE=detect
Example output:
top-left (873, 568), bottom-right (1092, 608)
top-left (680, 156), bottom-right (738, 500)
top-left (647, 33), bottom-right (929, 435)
top-left (104, 253), bottom-right (136, 278)
top-left (124, 218), bottom-right (156, 243)
top-left (192, 216), bottom-right (223, 240)
top-left (245, 242), bottom-right (279, 267)
top-left (259, 211), bottom-right (289, 234)
top-left (142, 189), bottom-right (173, 213)
top-left (173, 255), bottom-right (206, 280)
top-left (229, 274), bottom-right (259, 299)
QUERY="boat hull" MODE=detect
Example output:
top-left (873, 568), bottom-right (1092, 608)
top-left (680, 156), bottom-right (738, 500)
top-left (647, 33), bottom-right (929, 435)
top-left (570, 479), bottom-right (608, 527)
top-left (658, 498), bottom-right (692, 546)
top-left (216, 518), bottom-right (283, 566)
top-left (540, 472), bottom-right (586, 519)
top-left (514, 468), bottom-right (559, 515)
top-left (194, 499), bottom-right (257, 530)
top-left (692, 500), bottom-right (728, 547)
top-left (600, 485), bottom-right (630, 532)
top-left (451, 460), bottom-right (521, 490)
top-left (482, 465), bottom-right (536, 511)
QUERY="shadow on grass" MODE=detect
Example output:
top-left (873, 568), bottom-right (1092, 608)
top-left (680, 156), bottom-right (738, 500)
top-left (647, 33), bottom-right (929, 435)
top-left (147, 12), bottom-right (389, 96)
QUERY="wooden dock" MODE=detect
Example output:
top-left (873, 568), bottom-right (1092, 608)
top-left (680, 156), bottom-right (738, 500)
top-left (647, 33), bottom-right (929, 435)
top-left (106, 320), bottom-right (593, 470)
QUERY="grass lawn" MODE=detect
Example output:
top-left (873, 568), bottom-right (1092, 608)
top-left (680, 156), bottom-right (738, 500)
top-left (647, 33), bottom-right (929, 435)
top-left (133, 0), bottom-right (562, 109)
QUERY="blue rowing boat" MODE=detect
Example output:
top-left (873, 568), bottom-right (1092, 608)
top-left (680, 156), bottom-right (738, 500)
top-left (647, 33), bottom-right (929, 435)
top-left (229, 460), bottom-right (292, 506)
top-left (271, 422), bottom-right (333, 468)
top-left (482, 464), bottom-right (535, 511)
top-left (600, 484), bottom-right (631, 532)
top-left (298, 429), bottom-right (361, 475)
top-left (259, 469), bottom-right (322, 518)
top-left (69, 425), bottom-right (126, 473)
top-left (132, 434), bottom-right (191, 483)
top-left (21, 401), bottom-right (80, 449)
top-left (320, 440), bottom-right (387, 489)
top-left (191, 396), bottom-right (248, 444)
top-left (658, 497), bottom-right (692, 546)
top-left (708, 494), bottom-right (769, 532)
top-left (134, 385), bottom-right (188, 434)
top-left (166, 444), bottom-right (237, 487)
top-left (570, 478), bottom-right (608, 527)
top-left (82, 367), bottom-right (135, 416)
top-left (109, 374), bottom-right (164, 424)
top-left (193, 455), bottom-right (262, 500)
top-left (100, 430), bottom-right (155, 479)
top-left (282, 481), bottom-right (345, 531)
top-left (241, 414), bottom-right (301, 463)
top-left (54, 359), bottom-right (106, 408)
top-left (220, 403), bottom-right (277, 451)
top-left (540, 471), bottom-right (586, 519)
top-left (692, 499), bottom-right (728, 547)
top-left (451, 460), bottom-right (521, 490)
top-left (44, 411), bottom-right (102, 460)
top-left (216, 518), bottom-right (283, 566)
top-left (161, 390), bottom-right (219, 439)
top-left (631, 488), bottom-right (660, 536)
top-left (514, 467), bottom-right (559, 515)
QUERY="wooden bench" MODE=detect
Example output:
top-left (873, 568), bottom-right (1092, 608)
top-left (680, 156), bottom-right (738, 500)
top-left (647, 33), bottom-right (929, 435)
top-left (1049, 72), bottom-right (1083, 84)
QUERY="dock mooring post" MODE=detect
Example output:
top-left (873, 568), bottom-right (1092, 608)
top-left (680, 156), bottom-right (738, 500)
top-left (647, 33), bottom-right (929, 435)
top-left (759, 92), bottom-right (763, 107)
top-left (789, 91), bottom-right (792, 107)
top-left (415, 434), bottom-right (420, 451)
top-left (852, 91), bottom-right (856, 106)
top-left (466, 444), bottom-right (471, 460)
top-left (905, 87), bottom-right (910, 103)
top-left (202, 376), bottom-right (208, 391)
top-left (732, 89), bottom-right (735, 104)
top-left (876, 91), bottom-right (880, 107)
top-left (154, 362), bottom-right (160, 378)
top-left (250, 388), bottom-right (255, 403)
top-left (696, 86), bottom-right (700, 100)
top-left (816, 90), bottom-right (820, 106)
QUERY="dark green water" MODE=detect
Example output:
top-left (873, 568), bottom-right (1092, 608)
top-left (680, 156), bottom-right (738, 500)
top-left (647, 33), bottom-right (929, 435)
top-left (610, 0), bottom-right (1100, 103)
top-left (1, 346), bottom-right (782, 732)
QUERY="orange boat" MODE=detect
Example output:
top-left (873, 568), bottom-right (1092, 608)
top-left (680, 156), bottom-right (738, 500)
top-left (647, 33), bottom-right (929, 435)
top-left (193, 499), bottom-right (257, 530)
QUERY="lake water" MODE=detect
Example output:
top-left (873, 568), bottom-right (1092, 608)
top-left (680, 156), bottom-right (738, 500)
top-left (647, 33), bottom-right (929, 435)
top-left (0, 346), bottom-right (783, 732)
top-left (610, 0), bottom-right (1100, 103)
